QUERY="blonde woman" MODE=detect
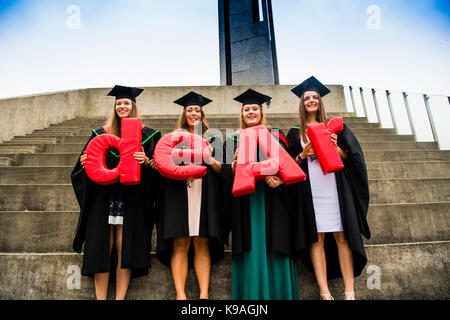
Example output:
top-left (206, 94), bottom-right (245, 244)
top-left (287, 76), bottom-right (370, 300)
top-left (155, 91), bottom-right (225, 300)
top-left (222, 89), bottom-right (299, 300)
top-left (71, 85), bottom-right (161, 300)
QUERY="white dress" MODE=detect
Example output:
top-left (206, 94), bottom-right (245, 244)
top-left (301, 139), bottom-right (343, 233)
top-left (187, 178), bottom-right (202, 236)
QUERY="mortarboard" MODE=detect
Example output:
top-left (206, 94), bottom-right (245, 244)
top-left (233, 89), bottom-right (272, 107)
top-left (173, 91), bottom-right (212, 108)
top-left (291, 76), bottom-right (331, 98)
top-left (107, 85), bottom-right (144, 102)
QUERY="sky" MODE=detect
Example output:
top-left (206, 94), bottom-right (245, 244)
top-left (0, 0), bottom-right (449, 100)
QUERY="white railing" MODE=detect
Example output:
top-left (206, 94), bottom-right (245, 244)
top-left (343, 86), bottom-right (450, 150)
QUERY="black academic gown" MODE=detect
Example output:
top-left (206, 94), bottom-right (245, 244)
top-left (286, 123), bottom-right (370, 279)
top-left (155, 136), bottom-right (226, 268)
top-left (221, 128), bottom-right (295, 259)
top-left (71, 125), bottom-right (161, 279)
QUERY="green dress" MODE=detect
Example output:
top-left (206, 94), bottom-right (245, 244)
top-left (232, 181), bottom-right (300, 300)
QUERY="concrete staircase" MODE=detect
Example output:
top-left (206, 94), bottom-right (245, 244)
top-left (0, 112), bottom-right (449, 300)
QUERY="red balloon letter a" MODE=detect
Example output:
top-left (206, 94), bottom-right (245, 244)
top-left (232, 125), bottom-right (307, 197)
top-left (84, 118), bottom-right (142, 185)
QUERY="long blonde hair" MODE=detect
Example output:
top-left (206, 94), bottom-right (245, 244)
top-left (298, 93), bottom-right (328, 144)
top-left (176, 107), bottom-right (209, 134)
top-left (105, 100), bottom-right (140, 137)
top-left (239, 104), bottom-right (272, 130)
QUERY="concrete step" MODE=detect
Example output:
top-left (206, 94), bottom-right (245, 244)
top-left (4, 138), bottom-right (59, 145)
top-left (2, 154), bottom-right (79, 167)
top-left (0, 157), bottom-right (15, 167)
top-left (366, 161), bottom-right (450, 179)
top-left (8, 140), bottom-right (437, 154)
top-left (29, 121), bottom-right (382, 135)
top-left (14, 133), bottom-right (415, 145)
top-left (368, 178), bottom-right (450, 204)
top-left (4, 150), bottom-right (450, 168)
top-left (363, 150), bottom-right (450, 162)
top-left (57, 113), bottom-right (358, 125)
top-left (0, 167), bottom-right (72, 184)
top-left (366, 202), bottom-right (450, 245)
top-left (1, 202), bottom-right (448, 253)
top-left (0, 145), bottom-right (43, 154)
top-left (28, 127), bottom-right (400, 138)
top-left (1, 160), bottom-right (448, 184)
top-left (1, 178), bottom-right (448, 211)
top-left (360, 141), bottom-right (438, 151)
top-left (0, 241), bottom-right (448, 299)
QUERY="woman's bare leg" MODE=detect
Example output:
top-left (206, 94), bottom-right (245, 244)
top-left (333, 232), bottom-right (355, 299)
top-left (171, 237), bottom-right (191, 300)
top-left (310, 233), bottom-right (332, 298)
top-left (115, 225), bottom-right (131, 300)
top-left (193, 237), bottom-right (211, 299)
top-left (94, 226), bottom-right (114, 300)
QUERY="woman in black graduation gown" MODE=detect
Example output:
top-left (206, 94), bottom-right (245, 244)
top-left (286, 76), bottom-right (370, 300)
top-left (155, 91), bottom-right (225, 300)
top-left (222, 89), bottom-right (299, 300)
top-left (71, 85), bottom-right (161, 300)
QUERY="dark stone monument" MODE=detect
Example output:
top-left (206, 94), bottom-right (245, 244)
top-left (218, 0), bottom-right (279, 85)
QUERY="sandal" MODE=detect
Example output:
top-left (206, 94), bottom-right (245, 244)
top-left (344, 291), bottom-right (356, 300)
top-left (320, 293), bottom-right (334, 300)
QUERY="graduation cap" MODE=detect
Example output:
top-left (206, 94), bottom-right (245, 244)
top-left (107, 85), bottom-right (144, 102)
top-left (291, 76), bottom-right (331, 98)
top-left (233, 89), bottom-right (272, 107)
top-left (173, 91), bottom-right (212, 108)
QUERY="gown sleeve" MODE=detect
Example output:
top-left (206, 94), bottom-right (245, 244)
top-left (71, 129), bottom-right (101, 253)
top-left (339, 124), bottom-right (371, 239)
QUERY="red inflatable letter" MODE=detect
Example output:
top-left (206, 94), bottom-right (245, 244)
top-left (306, 117), bottom-right (344, 174)
top-left (153, 131), bottom-right (210, 181)
top-left (232, 125), bottom-right (307, 197)
top-left (84, 118), bottom-right (142, 185)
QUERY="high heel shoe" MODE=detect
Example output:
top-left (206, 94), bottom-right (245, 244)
top-left (320, 293), bottom-right (334, 300)
top-left (344, 291), bottom-right (356, 300)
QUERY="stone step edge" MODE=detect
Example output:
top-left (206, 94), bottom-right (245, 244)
top-left (2, 177), bottom-right (448, 187)
top-left (1, 239), bottom-right (449, 256)
top-left (2, 201), bottom-right (448, 213)
top-left (2, 160), bottom-right (450, 169)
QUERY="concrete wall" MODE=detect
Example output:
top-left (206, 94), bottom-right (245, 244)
top-left (0, 90), bottom-right (88, 143)
top-left (0, 85), bottom-right (347, 142)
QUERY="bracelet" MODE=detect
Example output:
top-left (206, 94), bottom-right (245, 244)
top-left (297, 153), bottom-right (303, 162)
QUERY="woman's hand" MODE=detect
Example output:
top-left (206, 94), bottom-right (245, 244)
top-left (80, 152), bottom-right (87, 167)
top-left (265, 175), bottom-right (284, 188)
top-left (331, 133), bottom-right (338, 148)
top-left (148, 158), bottom-right (158, 170)
top-left (134, 147), bottom-right (149, 165)
top-left (204, 143), bottom-right (214, 165)
top-left (300, 142), bottom-right (315, 160)
top-left (232, 148), bottom-right (239, 170)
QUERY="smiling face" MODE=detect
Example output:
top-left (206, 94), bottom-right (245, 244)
top-left (302, 91), bottom-right (320, 115)
top-left (242, 104), bottom-right (262, 128)
top-left (185, 105), bottom-right (202, 130)
top-left (115, 98), bottom-right (133, 118)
